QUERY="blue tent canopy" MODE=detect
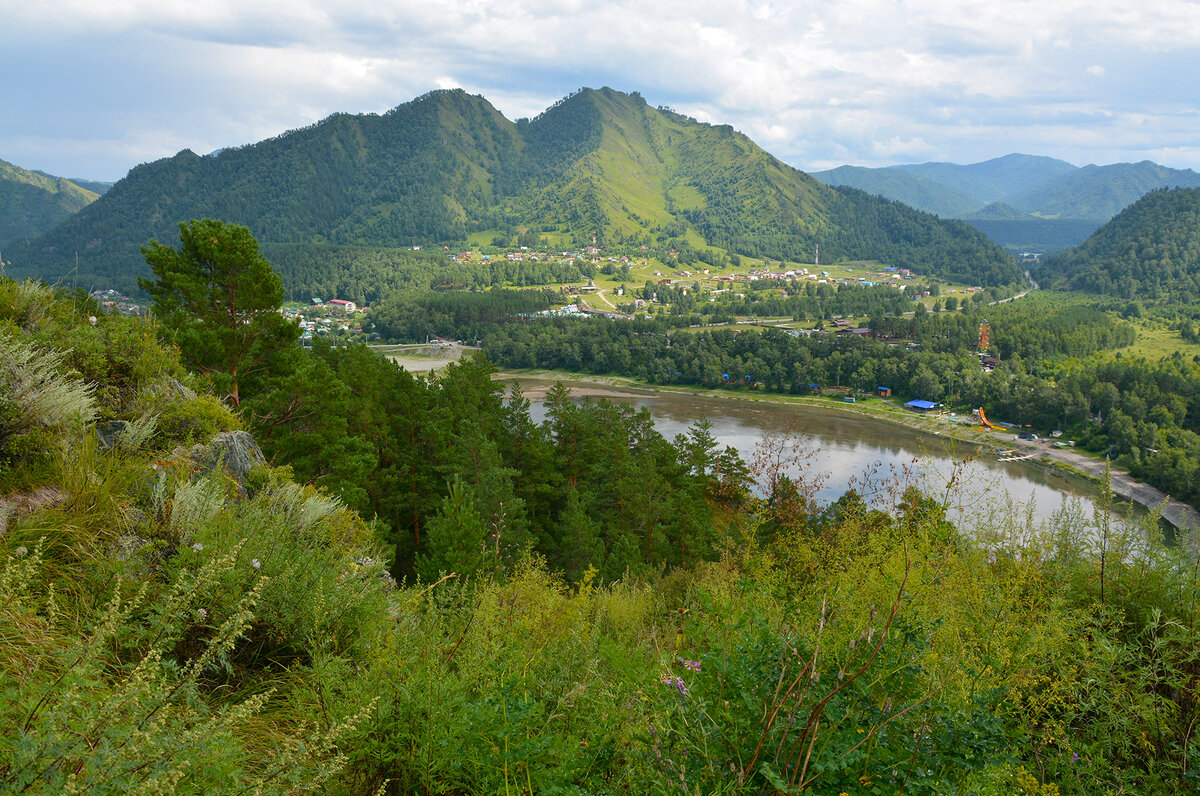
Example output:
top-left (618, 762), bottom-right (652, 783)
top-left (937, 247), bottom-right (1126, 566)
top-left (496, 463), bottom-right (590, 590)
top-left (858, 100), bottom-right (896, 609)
top-left (905, 399), bottom-right (938, 411)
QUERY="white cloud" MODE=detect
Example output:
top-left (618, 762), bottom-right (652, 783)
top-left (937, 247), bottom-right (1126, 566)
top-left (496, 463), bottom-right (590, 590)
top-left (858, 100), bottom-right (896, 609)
top-left (2, 0), bottom-right (1200, 178)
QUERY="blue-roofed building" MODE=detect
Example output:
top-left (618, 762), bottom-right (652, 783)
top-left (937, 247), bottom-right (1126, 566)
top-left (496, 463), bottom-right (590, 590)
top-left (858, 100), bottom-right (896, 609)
top-left (905, 399), bottom-right (939, 412)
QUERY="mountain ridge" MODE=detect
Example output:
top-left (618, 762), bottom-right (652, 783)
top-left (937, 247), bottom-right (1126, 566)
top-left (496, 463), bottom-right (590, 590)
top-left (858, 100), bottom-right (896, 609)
top-left (0, 158), bottom-right (100, 247)
top-left (10, 87), bottom-right (1019, 292)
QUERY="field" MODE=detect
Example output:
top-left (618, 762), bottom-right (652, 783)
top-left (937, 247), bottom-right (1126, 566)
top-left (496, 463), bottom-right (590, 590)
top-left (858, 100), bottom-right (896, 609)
top-left (1104, 321), bottom-right (1200, 361)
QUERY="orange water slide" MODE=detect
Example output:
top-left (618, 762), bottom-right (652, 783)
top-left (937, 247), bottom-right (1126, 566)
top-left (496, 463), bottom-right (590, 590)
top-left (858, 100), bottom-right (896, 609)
top-left (977, 408), bottom-right (1002, 429)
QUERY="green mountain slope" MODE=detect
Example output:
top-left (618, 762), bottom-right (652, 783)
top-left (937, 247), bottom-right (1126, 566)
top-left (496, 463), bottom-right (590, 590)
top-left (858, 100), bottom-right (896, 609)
top-left (11, 88), bottom-right (1019, 292)
top-left (0, 159), bottom-right (99, 247)
top-left (1010, 161), bottom-right (1200, 221)
top-left (1035, 187), bottom-right (1200, 300)
top-left (812, 155), bottom-right (1200, 254)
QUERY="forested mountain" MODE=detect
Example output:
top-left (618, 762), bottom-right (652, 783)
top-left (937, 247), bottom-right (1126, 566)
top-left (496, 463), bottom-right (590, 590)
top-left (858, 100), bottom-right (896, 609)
top-left (1008, 161), bottom-right (1200, 221)
top-left (0, 158), bottom-right (99, 246)
top-left (897, 153), bottom-right (1078, 209)
top-left (813, 155), bottom-right (1200, 254)
top-left (1035, 187), bottom-right (1200, 301)
top-left (9, 87), bottom-right (1019, 293)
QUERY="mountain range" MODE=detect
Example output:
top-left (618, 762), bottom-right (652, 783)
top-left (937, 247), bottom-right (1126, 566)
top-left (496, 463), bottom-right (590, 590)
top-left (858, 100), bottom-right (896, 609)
top-left (0, 159), bottom-right (108, 249)
top-left (7, 87), bottom-right (1019, 294)
top-left (813, 155), bottom-right (1200, 253)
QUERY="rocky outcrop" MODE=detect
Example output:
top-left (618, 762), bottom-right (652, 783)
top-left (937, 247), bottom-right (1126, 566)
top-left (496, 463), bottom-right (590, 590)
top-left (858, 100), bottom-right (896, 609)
top-left (185, 430), bottom-right (266, 491)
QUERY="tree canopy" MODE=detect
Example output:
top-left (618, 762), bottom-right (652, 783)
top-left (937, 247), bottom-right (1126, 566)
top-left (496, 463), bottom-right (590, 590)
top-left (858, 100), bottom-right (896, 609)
top-left (139, 218), bottom-right (298, 405)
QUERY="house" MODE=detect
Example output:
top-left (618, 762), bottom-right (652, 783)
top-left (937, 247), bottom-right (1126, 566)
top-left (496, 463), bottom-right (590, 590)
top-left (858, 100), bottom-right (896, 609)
top-left (877, 387), bottom-right (892, 397)
top-left (905, 399), bottom-right (939, 412)
top-left (327, 299), bottom-right (357, 312)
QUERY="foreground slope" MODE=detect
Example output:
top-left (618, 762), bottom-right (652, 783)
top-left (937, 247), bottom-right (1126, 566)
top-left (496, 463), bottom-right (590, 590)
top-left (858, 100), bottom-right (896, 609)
top-left (4, 276), bottom-right (1200, 793)
top-left (12, 88), bottom-right (1019, 293)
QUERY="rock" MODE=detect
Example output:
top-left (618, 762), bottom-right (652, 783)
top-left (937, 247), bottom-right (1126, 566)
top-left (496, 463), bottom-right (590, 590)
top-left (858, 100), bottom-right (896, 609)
top-left (167, 378), bottom-right (197, 401)
top-left (186, 430), bottom-right (266, 490)
top-left (96, 420), bottom-right (129, 451)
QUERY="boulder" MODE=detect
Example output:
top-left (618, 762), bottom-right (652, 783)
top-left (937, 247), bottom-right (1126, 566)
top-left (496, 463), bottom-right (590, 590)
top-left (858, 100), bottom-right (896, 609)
top-left (186, 430), bottom-right (266, 490)
top-left (96, 420), bottom-right (129, 451)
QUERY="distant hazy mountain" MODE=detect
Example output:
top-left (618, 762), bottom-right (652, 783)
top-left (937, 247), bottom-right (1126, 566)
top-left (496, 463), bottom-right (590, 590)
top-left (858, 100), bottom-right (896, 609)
top-left (811, 165), bottom-right (978, 218)
top-left (1009, 161), bottom-right (1200, 221)
top-left (1035, 187), bottom-right (1200, 300)
top-left (812, 154), bottom-right (1200, 254)
top-left (0, 159), bottom-right (100, 247)
top-left (63, 178), bottom-right (114, 196)
top-left (12, 87), bottom-right (1019, 294)
top-left (813, 154), bottom-right (1076, 218)
top-left (963, 202), bottom-right (1035, 222)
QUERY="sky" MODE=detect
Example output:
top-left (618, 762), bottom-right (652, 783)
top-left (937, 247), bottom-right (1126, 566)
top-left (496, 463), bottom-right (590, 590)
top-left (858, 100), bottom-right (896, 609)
top-left (3, 0), bottom-right (1200, 182)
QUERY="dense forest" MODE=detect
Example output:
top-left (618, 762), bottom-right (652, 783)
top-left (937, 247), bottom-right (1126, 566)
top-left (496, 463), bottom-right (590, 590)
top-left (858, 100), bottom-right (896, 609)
top-left (1038, 188), bottom-right (1200, 301)
top-left (10, 87), bottom-right (1020, 294)
top-left (6, 271), bottom-right (1200, 794)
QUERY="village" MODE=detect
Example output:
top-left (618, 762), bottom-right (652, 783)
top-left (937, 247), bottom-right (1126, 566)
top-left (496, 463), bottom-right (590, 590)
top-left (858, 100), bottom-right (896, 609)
top-left (283, 297), bottom-right (375, 344)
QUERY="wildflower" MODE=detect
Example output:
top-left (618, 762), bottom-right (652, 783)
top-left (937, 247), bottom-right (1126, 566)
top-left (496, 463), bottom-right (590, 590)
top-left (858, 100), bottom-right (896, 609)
top-left (196, 608), bottom-right (207, 622)
top-left (681, 658), bottom-right (701, 672)
top-left (191, 542), bottom-right (204, 552)
top-left (1072, 752), bottom-right (1079, 763)
top-left (251, 558), bottom-right (261, 569)
top-left (14, 546), bottom-right (28, 558)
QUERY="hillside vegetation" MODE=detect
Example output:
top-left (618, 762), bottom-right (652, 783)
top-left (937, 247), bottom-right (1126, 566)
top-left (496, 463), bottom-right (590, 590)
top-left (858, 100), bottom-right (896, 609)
top-left (9, 88), bottom-right (1019, 294)
top-left (5, 274), bottom-right (1200, 793)
top-left (0, 159), bottom-right (99, 247)
top-left (1037, 187), bottom-right (1200, 301)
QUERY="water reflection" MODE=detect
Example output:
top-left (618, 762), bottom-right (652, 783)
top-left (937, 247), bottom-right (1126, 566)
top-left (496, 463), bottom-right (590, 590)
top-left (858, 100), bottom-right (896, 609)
top-left (513, 378), bottom-right (1141, 531)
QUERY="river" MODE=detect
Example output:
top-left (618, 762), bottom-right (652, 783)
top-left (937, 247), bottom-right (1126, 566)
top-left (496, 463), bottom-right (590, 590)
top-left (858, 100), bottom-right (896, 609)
top-left (508, 377), bottom-right (1145, 536)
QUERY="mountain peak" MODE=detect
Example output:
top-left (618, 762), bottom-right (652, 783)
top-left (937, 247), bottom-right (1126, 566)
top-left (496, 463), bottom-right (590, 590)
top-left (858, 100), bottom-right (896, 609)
top-left (9, 88), bottom-right (1019, 294)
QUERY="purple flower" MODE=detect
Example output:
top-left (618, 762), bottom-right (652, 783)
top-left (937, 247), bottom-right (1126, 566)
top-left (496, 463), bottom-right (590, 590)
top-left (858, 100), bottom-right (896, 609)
top-left (1072, 752), bottom-right (1079, 763)
top-left (660, 674), bottom-right (688, 695)
top-left (681, 659), bottom-right (701, 672)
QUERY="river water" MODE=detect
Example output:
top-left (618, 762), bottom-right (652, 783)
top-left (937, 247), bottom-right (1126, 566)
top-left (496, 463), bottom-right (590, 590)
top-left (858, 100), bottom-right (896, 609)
top-left (509, 377), bottom-right (1141, 536)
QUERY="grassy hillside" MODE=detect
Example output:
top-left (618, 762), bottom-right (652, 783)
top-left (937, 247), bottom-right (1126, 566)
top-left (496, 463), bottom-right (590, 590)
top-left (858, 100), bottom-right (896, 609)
top-left (10, 88), bottom-right (1020, 294)
top-left (0, 159), bottom-right (99, 247)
